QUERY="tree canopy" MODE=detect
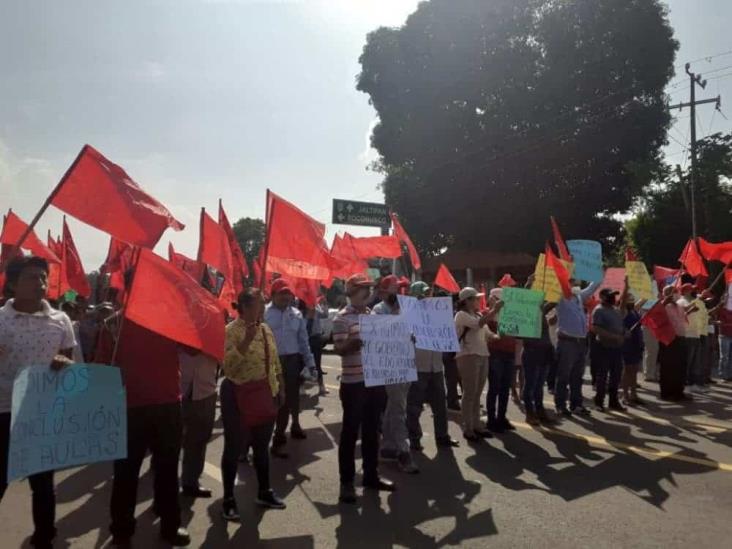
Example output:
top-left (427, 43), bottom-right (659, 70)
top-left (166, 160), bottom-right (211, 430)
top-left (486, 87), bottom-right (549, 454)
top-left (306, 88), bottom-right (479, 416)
top-left (628, 132), bottom-right (732, 267)
top-left (232, 217), bottom-right (265, 266)
top-left (357, 0), bottom-right (678, 256)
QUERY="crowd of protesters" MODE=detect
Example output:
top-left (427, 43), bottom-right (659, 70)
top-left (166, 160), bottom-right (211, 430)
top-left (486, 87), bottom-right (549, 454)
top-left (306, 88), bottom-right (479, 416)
top-left (0, 253), bottom-right (730, 548)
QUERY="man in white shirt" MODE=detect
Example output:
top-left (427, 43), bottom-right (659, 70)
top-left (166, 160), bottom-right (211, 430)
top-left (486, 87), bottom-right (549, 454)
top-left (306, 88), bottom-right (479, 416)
top-left (677, 283), bottom-right (704, 392)
top-left (0, 256), bottom-right (75, 549)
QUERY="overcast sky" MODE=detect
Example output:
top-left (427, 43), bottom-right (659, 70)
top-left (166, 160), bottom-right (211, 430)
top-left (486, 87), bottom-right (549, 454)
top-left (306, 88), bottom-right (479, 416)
top-left (1, 0), bottom-right (730, 269)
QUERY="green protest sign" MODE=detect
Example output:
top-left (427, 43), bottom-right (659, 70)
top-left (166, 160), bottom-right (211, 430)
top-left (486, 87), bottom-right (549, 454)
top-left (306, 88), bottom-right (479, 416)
top-left (498, 287), bottom-right (545, 339)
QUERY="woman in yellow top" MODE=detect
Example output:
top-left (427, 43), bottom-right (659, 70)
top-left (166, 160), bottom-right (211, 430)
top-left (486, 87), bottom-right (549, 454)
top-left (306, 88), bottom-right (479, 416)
top-left (221, 288), bottom-right (286, 521)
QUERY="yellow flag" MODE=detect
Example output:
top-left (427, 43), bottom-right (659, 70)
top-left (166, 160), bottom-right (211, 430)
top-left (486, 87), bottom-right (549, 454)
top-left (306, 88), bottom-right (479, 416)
top-left (625, 261), bottom-right (655, 301)
top-left (531, 253), bottom-right (574, 303)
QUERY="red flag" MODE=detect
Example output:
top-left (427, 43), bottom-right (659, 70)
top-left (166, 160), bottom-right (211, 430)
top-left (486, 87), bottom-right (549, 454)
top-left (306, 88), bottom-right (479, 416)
top-left (50, 145), bottom-right (184, 248)
top-left (725, 268), bottom-right (732, 284)
top-left (390, 213), bottom-right (421, 270)
top-left (0, 211), bottom-right (60, 263)
top-left (47, 231), bottom-right (62, 258)
top-left (290, 277), bottom-right (321, 308)
top-left (679, 239), bottom-right (708, 277)
top-left (434, 263), bottom-right (460, 294)
top-left (219, 201), bottom-right (249, 290)
top-left (698, 237), bottom-right (732, 264)
top-left (124, 249), bottom-right (225, 361)
top-left (61, 219), bottom-right (91, 297)
top-left (550, 216), bottom-right (571, 261)
top-left (545, 242), bottom-right (572, 299)
top-left (265, 191), bottom-right (332, 280)
top-left (168, 242), bottom-right (206, 283)
top-left (197, 209), bottom-right (236, 309)
top-left (348, 234), bottom-right (402, 259)
top-left (625, 247), bottom-right (639, 262)
top-left (101, 237), bottom-right (134, 274)
top-left (478, 283), bottom-right (487, 310)
top-left (330, 234), bottom-right (368, 280)
top-left (641, 301), bottom-right (677, 346)
top-left (253, 247), bottom-right (264, 288)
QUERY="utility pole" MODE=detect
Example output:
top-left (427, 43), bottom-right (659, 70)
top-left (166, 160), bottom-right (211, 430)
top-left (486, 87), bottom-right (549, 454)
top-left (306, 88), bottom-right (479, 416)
top-left (669, 63), bottom-right (721, 239)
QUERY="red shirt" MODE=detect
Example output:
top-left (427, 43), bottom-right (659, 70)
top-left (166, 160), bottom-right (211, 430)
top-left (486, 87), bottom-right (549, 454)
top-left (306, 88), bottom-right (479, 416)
top-left (110, 320), bottom-right (181, 408)
top-left (487, 320), bottom-right (517, 355)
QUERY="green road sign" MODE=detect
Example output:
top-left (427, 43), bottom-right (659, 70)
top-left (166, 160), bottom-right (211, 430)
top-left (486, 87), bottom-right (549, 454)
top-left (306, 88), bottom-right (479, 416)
top-left (332, 199), bottom-right (390, 227)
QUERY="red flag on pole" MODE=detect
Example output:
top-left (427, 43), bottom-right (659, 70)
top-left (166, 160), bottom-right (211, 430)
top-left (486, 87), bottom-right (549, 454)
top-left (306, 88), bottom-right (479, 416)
top-left (641, 301), bottom-right (677, 345)
top-left (679, 239), bottom-right (708, 277)
top-left (218, 201), bottom-right (249, 291)
top-left (0, 211), bottom-right (60, 263)
top-left (698, 237), bottom-right (732, 264)
top-left (124, 249), bottom-right (225, 361)
top-left (348, 234), bottom-right (402, 259)
top-left (434, 263), bottom-right (460, 294)
top-left (653, 265), bottom-right (680, 291)
top-left (330, 234), bottom-right (369, 279)
top-left (550, 216), bottom-right (571, 262)
top-left (50, 145), bottom-right (184, 248)
top-left (390, 213), bottom-right (421, 270)
top-left (168, 242), bottom-right (206, 283)
top-left (197, 209), bottom-right (236, 309)
top-left (546, 242), bottom-right (572, 299)
top-left (61, 219), bottom-right (91, 298)
top-left (264, 192), bottom-right (332, 281)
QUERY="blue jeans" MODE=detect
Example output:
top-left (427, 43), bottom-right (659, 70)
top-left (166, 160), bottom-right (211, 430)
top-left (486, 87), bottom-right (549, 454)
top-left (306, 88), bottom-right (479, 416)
top-left (719, 335), bottom-right (732, 380)
top-left (487, 352), bottom-right (515, 425)
top-left (523, 344), bottom-right (553, 413)
top-left (554, 338), bottom-right (587, 410)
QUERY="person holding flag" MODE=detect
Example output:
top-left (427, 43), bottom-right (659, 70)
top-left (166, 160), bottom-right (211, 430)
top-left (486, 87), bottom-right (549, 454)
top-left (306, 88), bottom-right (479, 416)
top-left (590, 287), bottom-right (628, 412)
top-left (264, 279), bottom-right (316, 457)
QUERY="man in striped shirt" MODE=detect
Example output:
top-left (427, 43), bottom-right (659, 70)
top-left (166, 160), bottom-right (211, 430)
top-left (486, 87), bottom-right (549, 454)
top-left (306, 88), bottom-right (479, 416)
top-left (333, 274), bottom-right (396, 504)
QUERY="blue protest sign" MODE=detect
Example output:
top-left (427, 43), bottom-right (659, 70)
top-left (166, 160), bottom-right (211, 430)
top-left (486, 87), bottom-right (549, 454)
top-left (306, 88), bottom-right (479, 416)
top-left (567, 240), bottom-right (604, 282)
top-left (7, 364), bottom-right (127, 481)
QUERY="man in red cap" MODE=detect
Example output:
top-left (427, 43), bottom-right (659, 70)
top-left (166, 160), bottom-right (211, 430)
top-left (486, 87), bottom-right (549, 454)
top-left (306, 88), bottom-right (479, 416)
top-left (264, 278), bottom-right (316, 457)
top-left (373, 274), bottom-right (419, 474)
top-left (333, 274), bottom-right (395, 503)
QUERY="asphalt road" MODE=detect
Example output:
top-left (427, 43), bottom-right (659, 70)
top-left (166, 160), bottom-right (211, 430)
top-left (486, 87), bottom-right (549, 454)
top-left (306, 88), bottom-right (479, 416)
top-left (3, 351), bottom-right (732, 548)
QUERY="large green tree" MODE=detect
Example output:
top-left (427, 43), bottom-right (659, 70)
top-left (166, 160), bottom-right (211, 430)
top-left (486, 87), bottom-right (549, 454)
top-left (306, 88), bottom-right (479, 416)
top-left (628, 132), bottom-right (732, 267)
top-left (232, 217), bottom-right (265, 265)
top-left (357, 0), bottom-right (678, 256)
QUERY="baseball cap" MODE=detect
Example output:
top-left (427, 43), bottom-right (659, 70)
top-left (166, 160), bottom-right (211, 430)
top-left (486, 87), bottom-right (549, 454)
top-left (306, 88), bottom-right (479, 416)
top-left (345, 273), bottom-right (375, 294)
top-left (409, 281), bottom-right (430, 297)
top-left (599, 288), bottom-right (620, 299)
top-left (271, 278), bottom-right (294, 295)
top-left (458, 287), bottom-right (484, 301)
top-left (489, 288), bottom-right (502, 300)
top-left (378, 274), bottom-right (400, 291)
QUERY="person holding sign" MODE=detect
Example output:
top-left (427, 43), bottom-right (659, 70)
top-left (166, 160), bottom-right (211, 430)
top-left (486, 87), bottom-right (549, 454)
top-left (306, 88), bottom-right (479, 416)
top-left (454, 287), bottom-right (500, 442)
top-left (486, 288), bottom-right (517, 434)
top-left (405, 282), bottom-right (460, 451)
top-left (522, 302), bottom-right (559, 426)
top-left (554, 277), bottom-right (601, 416)
top-left (621, 294), bottom-right (645, 406)
top-left (373, 275), bottom-right (418, 475)
top-left (332, 274), bottom-right (394, 504)
top-left (0, 256), bottom-right (76, 549)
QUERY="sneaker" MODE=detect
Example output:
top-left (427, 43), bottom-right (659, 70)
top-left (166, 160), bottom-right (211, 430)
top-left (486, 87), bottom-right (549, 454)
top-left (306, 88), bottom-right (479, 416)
top-left (256, 489), bottom-right (286, 509)
top-left (221, 497), bottom-right (240, 522)
top-left (397, 452), bottom-right (420, 474)
top-left (363, 478), bottom-right (397, 492)
top-left (160, 527), bottom-right (191, 547)
top-left (380, 448), bottom-right (399, 461)
top-left (436, 437), bottom-right (460, 448)
top-left (339, 483), bottom-right (357, 504)
top-left (556, 407), bottom-right (572, 417)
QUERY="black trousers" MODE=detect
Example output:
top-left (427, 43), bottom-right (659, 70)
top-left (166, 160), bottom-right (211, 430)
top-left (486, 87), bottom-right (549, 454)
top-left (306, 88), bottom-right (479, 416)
top-left (110, 402), bottom-right (182, 538)
top-left (660, 338), bottom-right (687, 400)
top-left (309, 335), bottom-right (324, 383)
top-left (220, 379), bottom-right (274, 499)
top-left (274, 354), bottom-right (304, 442)
top-left (442, 352), bottom-right (461, 404)
top-left (338, 382), bottom-right (386, 486)
top-left (487, 351), bottom-right (515, 424)
top-left (0, 413), bottom-right (56, 544)
top-left (592, 345), bottom-right (623, 405)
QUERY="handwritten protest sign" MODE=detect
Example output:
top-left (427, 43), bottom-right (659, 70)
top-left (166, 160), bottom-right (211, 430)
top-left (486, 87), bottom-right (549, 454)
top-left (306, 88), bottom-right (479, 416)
top-left (359, 315), bottom-right (416, 387)
top-left (594, 267), bottom-right (626, 299)
top-left (498, 288), bottom-right (545, 338)
top-left (567, 240), bottom-right (604, 282)
top-left (531, 253), bottom-right (573, 303)
top-left (397, 295), bottom-right (460, 352)
top-left (8, 364), bottom-right (127, 482)
top-left (625, 261), bottom-right (656, 301)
